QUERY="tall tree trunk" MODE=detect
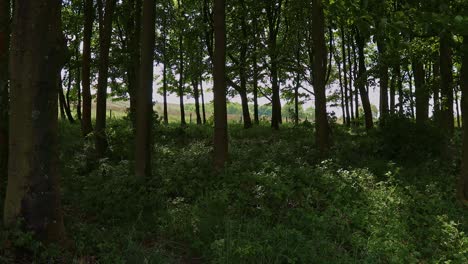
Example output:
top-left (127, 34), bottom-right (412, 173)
top-left (336, 51), bottom-right (346, 124)
top-left (347, 38), bottom-right (354, 122)
top-left (58, 77), bottom-right (67, 120)
top-left (253, 51), bottom-right (259, 125)
top-left (355, 29), bottom-right (373, 130)
top-left (81, 0), bottom-right (93, 136)
top-left (61, 74), bottom-right (75, 123)
top-left (396, 62), bottom-right (403, 114)
top-left (407, 67), bottom-right (415, 118)
top-left (4, 0), bottom-right (66, 243)
top-left (455, 87), bottom-right (461, 128)
top-left (162, 14), bottom-right (169, 124)
top-left (390, 68), bottom-right (396, 114)
top-left (458, 35), bottom-right (468, 204)
top-left (213, 0), bottom-right (228, 171)
top-left (413, 58), bottom-right (428, 125)
top-left (377, 35), bottom-right (389, 119)
top-left (0, 0), bottom-right (10, 183)
top-left (433, 61), bottom-right (441, 122)
top-left (178, 32), bottom-right (186, 126)
top-left (95, 0), bottom-right (116, 158)
top-left (200, 76), bottom-right (207, 124)
top-left (135, 0), bottom-right (155, 179)
top-left (440, 32), bottom-right (454, 135)
top-left (192, 79), bottom-right (202, 125)
top-left (340, 26), bottom-right (351, 126)
top-left (352, 37), bottom-right (359, 124)
top-left (311, 0), bottom-right (330, 153)
top-left (75, 47), bottom-right (82, 121)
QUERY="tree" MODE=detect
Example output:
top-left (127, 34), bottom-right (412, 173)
top-left (213, 0), bottom-right (228, 171)
top-left (310, 0), bottom-right (330, 153)
top-left (0, 0), bottom-right (10, 182)
top-left (439, 32), bottom-right (454, 135)
top-left (459, 35), bottom-right (468, 204)
top-left (81, 0), bottom-right (94, 136)
top-left (135, 0), bottom-right (155, 178)
top-left (95, 0), bottom-right (117, 158)
top-left (4, 0), bottom-right (66, 243)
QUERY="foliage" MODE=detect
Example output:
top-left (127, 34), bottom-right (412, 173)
top-left (3, 120), bottom-right (466, 263)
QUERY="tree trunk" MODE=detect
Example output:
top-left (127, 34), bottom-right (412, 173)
top-left (239, 89), bottom-right (252, 128)
top-left (433, 61), bottom-right (441, 122)
top-left (192, 79), bottom-right (202, 125)
top-left (253, 51), bottom-right (259, 125)
top-left (58, 77), bottom-right (67, 120)
top-left (396, 62), bottom-right (403, 115)
top-left (162, 15), bottom-right (169, 124)
top-left (341, 26), bottom-right (351, 126)
top-left (311, 0), bottom-right (330, 153)
top-left (355, 30), bottom-right (373, 130)
top-left (413, 58), bottom-right (428, 125)
top-left (348, 39), bottom-right (354, 122)
top-left (352, 37), bottom-right (359, 124)
top-left (95, 0), bottom-right (116, 158)
top-left (376, 36), bottom-right (389, 119)
top-left (135, 0), bottom-right (155, 179)
top-left (81, 0), bottom-right (93, 136)
top-left (458, 35), bottom-right (468, 204)
top-left (200, 76), bottom-right (207, 124)
top-left (60, 74), bottom-right (75, 123)
top-left (0, 0), bottom-right (10, 183)
top-left (455, 87), bottom-right (461, 128)
top-left (213, 0), bottom-right (228, 171)
top-left (178, 31), bottom-right (186, 126)
top-left (407, 67), bottom-right (415, 118)
top-left (440, 33), bottom-right (454, 135)
top-left (75, 47), bottom-right (82, 121)
top-left (4, 0), bottom-right (66, 243)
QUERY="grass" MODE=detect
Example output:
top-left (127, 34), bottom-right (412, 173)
top-left (0, 117), bottom-right (467, 263)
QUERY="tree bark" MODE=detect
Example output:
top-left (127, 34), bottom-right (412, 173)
top-left (200, 76), bottom-right (207, 124)
top-left (178, 30), bottom-right (186, 126)
top-left (311, 0), bottom-right (330, 153)
top-left (192, 79), bottom-right (202, 125)
top-left (4, 0), bottom-right (66, 243)
top-left (135, 0), bottom-right (155, 179)
top-left (340, 26), bottom-right (351, 126)
top-left (355, 30), bottom-right (373, 130)
top-left (213, 0), bottom-right (228, 171)
top-left (413, 58), bottom-right (427, 125)
top-left (376, 34), bottom-right (389, 120)
top-left (433, 61), bottom-right (441, 122)
top-left (0, 0), bottom-right (10, 183)
top-left (95, 0), bottom-right (116, 158)
top-left (440, 32), bottom-right (454, 135)
top-left (458, 35), bottom-right (468, 204)
top-left (81, 0), bottom-right (94, 136)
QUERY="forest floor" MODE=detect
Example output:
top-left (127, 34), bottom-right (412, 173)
top-left (1, 117), bottom-right (467, 263)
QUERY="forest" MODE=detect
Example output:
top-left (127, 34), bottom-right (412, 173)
top-left (0, 0), bottom-right (467, 263)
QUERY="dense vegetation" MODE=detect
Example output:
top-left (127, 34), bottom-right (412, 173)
top-left (1, 119), bottom-right (467, 263)
top-left (0, 0), bottom-right (467, 263)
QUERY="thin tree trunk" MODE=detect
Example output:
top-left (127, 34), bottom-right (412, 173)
top-left (407, 67), bottom-right (415, 118)
top-left (433, 61), bottom-right (441, 122)
top-left (81, 0), bottom-right (93, 136)
top-left (64, 69), bottom-right (75, 123)
top-left (253, 51), bottom-right (259, 124)
top-left (377, 34), bottom-right (389, 119)
top-left (58, 77), bottom-right (67, 120)
top-left (340, 26), bottom-right (350, 126)
top-left (200, 76), bottom-right (206, 124)
top-left (95, 0), bottom-right (117, 158)
top-left (192, 79), bottom-right (202, 125)
top-left (440, 32), bottom-right (454, 135)
top-left (0, 0), bottom-right (10, 182)
top-left (178, 31), bottom-right (186, 126)
top-left (458, 35), bottom-right (468, 203)
top-left (4, 0), bottom-right (66, 243)
top-left (335, 50), bottom-right (346, 123)
top-left (213, 0), bottom-right (228, 171)
top-left (76, 47), bottom-right (82, 120)
top-left (135, 0), bottom-right (155, 179)
top-left (355, 29), bottom-right (373, 130)
top-left (456, 87), bottom-right (461, 128)
top-left (311, 0), bottom-right (330, 153)
top-left (352, 37), bottom-right (359, 124)
top-left (413, 58), bottom-right (428, 125)
top-left (347, 35), bottom-right (354, 122)
top-left (162, 15), bottom-right (169, 124)
top-left (390, 67), bottom-right (396, 114)
top-left (396, 62), bottom-right (403, 115)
